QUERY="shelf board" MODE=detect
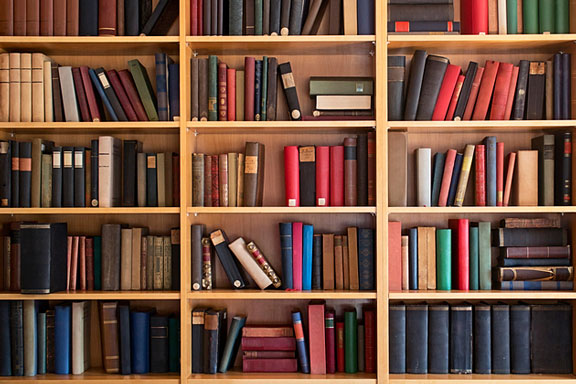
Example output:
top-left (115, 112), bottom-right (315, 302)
top-left (389, 374), bottom-right (576, 383)
top-left (389, 290), bottom-right (576, 300)
top-left (187, 207), bottom-right (376, 214)
top-left (0, 121), bottom-right (180, 134)
top-left (188, 289), bottom-right (377, 300)
top-left (0, 291), bottom-right (180, 300)
top-left (388, 120), bottom-right (576, 132)
top-left (388, 206), bottom-right (576, 214)
top-left (0, 368), bottom-right (179, 382)
top-left (187, 120), bottom-right (376, 134)
top-left (188, 372), bottom-right (376, 383)
top-left (0, 207), bottom-right (180, 215)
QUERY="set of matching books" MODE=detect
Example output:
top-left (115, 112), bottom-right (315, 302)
top-left (284, 134), bottom-right (375, 207)
top-left (0, 0), bottom-right (179, 36)
top-left (190, 0), bottom-right (375, 36)
top-left (390, 303), bottom-right (573, 374)
top-left (191, 142), bottom-right (264, 207)
top-left (387, 0), bottom-right (460, 34)
top-left (388, 51), bottom-right (572, 121)
top-left (99, 302), bottom-right (179, 375)
top-left (0, 53), bottom-right (179, 122)
top-left (241, 324), bottom-right (298, 372)
top-left (308, 77), bottom-right (374, 120)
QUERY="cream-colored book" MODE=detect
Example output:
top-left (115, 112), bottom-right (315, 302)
top-left (31, 53), bottom-right (46, 122)
top-left (43, 59), bottom-right (53, 122)
top-left (343, 0), bottom-right (358, 35)
top-left (237, 153), bottom-right (245, 206)
top-left (514, 150), bottom-right (538, 206)
top-left (0, 53), bottom-right (9, 122)
top-left (315, 95), bottom-right (371, 110)
top-left (71, 301), bottom-right (91, 375)
top-left (9, 53), bottom-right (21, 122)
top-left (98, 136), bottom-right (122, 207)
top-left (229, 237), bottom-right (272, 289)
top-left (20, 53), bottom-right (32, 122)
top-left (153, 236), bottom-right (164, 290)
top-left (454, 144), bottom-right (476, 207)
top-left (497, 0), bottom-right (507, 34)
top-left (120, 228), bottom-right (133, 291)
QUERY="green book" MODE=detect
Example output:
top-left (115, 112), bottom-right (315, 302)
top-left (555, 0), bottom-right (570, 33)
top-left (469, 226), bottom-right (479, 290)
top-left (208, 55), bottom-right (218, 121)
top-left (94, 236), bottom-right (102, 290)
top-left (506, 0), bottom-right (518, 33)
top-left (261, 57), bottom-right (268, 121)
top-left (478, 222), bottom-right (492, 290)
top-left (344, 310), bottom-right (358, 373)
top-left (218, 315), bottom-right (246, 373)
top-left (309, 77), bottom-right (374, 96)
top-left (168, 316), bottom-right (180, 372)
top-left (436, 229), bottom-right (451, 290)
top-left (255, 0), bottom-right (263, 35)
top-left (523, 0), bottom-right (539, 34)
top-left (128, 59), bottom-right (159, 121)
top-left (538, 0), bottom-right (555, 33)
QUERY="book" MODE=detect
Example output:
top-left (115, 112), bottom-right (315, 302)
top-left (389, 304), bottom-right (405, 373)
top-left (308, 301), bottom-right (326, 374)
top-left (450, 304), bottom-right (472, 373)
top-left (498, 266), bottom-right (573, 281)
top-left (98, 136), bottom-right (122, 207)
top-left (416, 148), bottom-right (431, 207)
top-left (292, 312), bottom-right (310, 373)
top-left (492, 304), bottom-right (510, 373)
top-left (531, 304), bottom-right (572, 373)
top-left (210, 229), bottom-right (245, 288)
top-left (218, 315), bottom-right (246, 373)
top-left (416, 55), bottom-right (449, 120)
top-left (510, 304), bottom-right (530, 374)
top-left (406, 304), bottom-right (427, 373)
top-left (278, 62), bottom-right (301, 120)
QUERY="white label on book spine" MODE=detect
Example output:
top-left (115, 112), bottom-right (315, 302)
top-left (53, 153), bottom-right (61, 168)
top-left (75, 152), bottom-right (83, 168)
top-left (98, 72), bottom-right (110, 89)
top-left (63, 151), bottom-right (73, 168)
top-left (288, 199), bottom-right (297, 207)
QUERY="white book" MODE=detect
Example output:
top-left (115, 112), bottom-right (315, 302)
top-left (98, 136), bottom-right (122, 207)
top-left (416, 147), bottom-right (432, 207)
top-left (58, 66), bottom-right (80, 122)
top-left (0, 53), bottom-right (9, 122)
top-left (498, 0), bottom-right (507, 34)
top-left (315, 95), bottom-right (372, 110)
top-left (72, 301), bottom-right (91, 375)
top-left (43, 60), bottom-right (53, 122)
top-left (229, 237), bottom-right (273, 289)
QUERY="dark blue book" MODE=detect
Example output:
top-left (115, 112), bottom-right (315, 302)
top-left (447, 153), bottom-right (463, 206)
top-left (37, 311), bottom-right (46, 375)
top-left (408, 228), bottom-right (418, 290)
top-left (406, 304), bottom-right (427, 373)
top-left (357, 0), bottom-right (375, 34)
top-left (431, 152), bottom-right (445, 206)
top-left (510, 304), bottom-right (530, 374)
top-left (118, 304), bottom-right (131, 375)
top-left (89, 68), bottom-right (119, 122)
top-left (501, 258), bottom-right (571, 266)
top-left (51, 146), bottom-right (62, 207)
top-left (79, 0), bottom-right (98, 35)
top-left (0, 301), bottom-right (11, 376)
top-left (531, 304), bottom-right (573, 374)
top-left (10, 140), bottom-right (18, 208)
top-left (312, 234), bottom-right (323, 289)
top-left (125, 0), bottom-right (141, 35)
top-left (428, 304), bottom-right (449, 374)
top-left (254, 60), bottom-right (262, 120)
top-left (155, 53), bottom-right (172, 121)
top-left (302, 225), bottom-right (313, 290)
top-left (150, 314), bottom-right (169, 373)
top-left (491, 304), bottom-right (510, 374)
top-left (130, 310), bottom-right (151, 374)
top-left (10, 301), bottom-right (23, 376)
top-left (389, 304), bottom-right (406, 373)
top-left (168, 63), bottom-right (180, 121)
top-left (450, 304), bottom-right (472, 374)
top-left (484, 136), bottom-right (497, 206)
top-left (19, 141), bottom-right (32, 208)
top-left (561, 53), bottom-right (571, 120)
top-left (94, 236), bottom-right (102, 290)
top-left (358, 228), bottom-right (374, 290)
top-left (218, 315), bottom-right (245, 373)
top-left (474, 303), bottom-right (491, 374)
top-left (292, 311), bottom-right (310, 373)
top-left (54, 304), bottom-right (70, 375)
top-left (279, 223), bottom-right (293, 289)
top-left (500, 281), bottom-right (574, 290)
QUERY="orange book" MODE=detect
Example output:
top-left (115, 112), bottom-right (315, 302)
top-left (462, 67), bottom-right (485, 120)
top-left (438, 149), bottom-right (457, 207)
top-left (503, 66), bottom-right (519, 120)
top-left (445, 74), bottom-right (465, 121)
top-left (227, 68), bottom-right (236, 121)
top-left (496, 142), bottom-right (504, 206)
top-left (503, 152), bottom-right (516, 206)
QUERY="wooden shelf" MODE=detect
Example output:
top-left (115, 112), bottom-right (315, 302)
top-left (0, 207), bottom-right (180, 215)
top-left (187, 207), bottom-right (376, 214)
top-left (387, 34), bottom-right (576, 50)
top-left (0, 122), bottom-right (180, 134)
top-left (389, 290), bottom-right (576, 300)
top-left (0, 291), bottom-right (180, 300)
top-left (0, 369), bottom-right (179, 382)
top-left (187, 120), bottom-right (376, 134)
top-left (388, 120), bottom-right (576, 132)
top-left (389, 374), bottom-right (576, 383)
top-left (388, 206), bottom-right (576, 214)
top-left (188, 289), bottom-right (377, 300)
top-left (188, 372), bottom-right (377, 383)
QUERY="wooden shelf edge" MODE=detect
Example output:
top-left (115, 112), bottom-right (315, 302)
top-left (0, 370), bottom-right (179, 382)
top-left (185, 35), bottom-right (376, 43)
top-left (187, 207), bottom-right (377, 214)
top-left (0, 36), bottom-right (180, 44)
top-left (389, 290), bottom-right (576, 300)
top-left (187, 121), bottom-right (377, 129)
top-left (0, 291), bottom-right (180, 300)
top-left (0, 122), bottom-right (180, 130)
top-left (0, 208), bottom-right (180, 215)
top-left (188, 290), bottom-right (377, 300)
top-left (188, 372), bottom-right (377, 383)
top-left (389, 373), bottom-right (576, 383)
top-left (387, 33), bottom-right (576, 43)
top-left (388, 206), bottom-right (576, 214)
top-left (388, 120), bottom-right (576, 130)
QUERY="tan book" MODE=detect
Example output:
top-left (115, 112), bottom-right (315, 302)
top-left (342, 235), bottom-right (350, 290)
top-left (163, 235), bottom-right (171, 290)
top-left (164, 152), bottom-right (173, 207)
top-left (141, 236), bottom-right (148, 290)
top-left (98, 302), bottom-right (120, 373)
top-left (347, 227), bottom-right (359, 290)
top-left (416, 227), bottom-right (427, 289)
top-left (147, 236), bottom-right (154, 289)
top-left (43, 57), bottom-right (52, 122)
top-left (120, 228), bottom-right (132, 291)
top-left (137, 152), bottom-right (147, 207)
top-left (41, 153), bottom-right (52, 208)
top-left (454, 144), bottom-right (475, 207)
top-left (237, 153), bottom-right (245, 206)
top-left (131, 228), bottom-right (147, 290)
top-left (32, 53), bottom-right (46, 122)
top-left (514, 150), bottom-right (538, 206)
top-left (343, 0), bottom-right (357, 34)
top-left (322, 233), bottom-right (335, 290)
top-left (315, 95), bottom-right (371, 110)
top-left (334, 235), bottom-right (344, 290)
top-left (229, 237), bottom-right (272, 289)
top-left (488, 0), bottom-right (498, 34)
top-left (156, 152), bottom-right (166, 207)
top-left (228, 153), bottom-right (238, 207)
top-left (20, 53), bottom-right (32, 122)
top-left (545, 60), bottom-right (553, 120)
top-left (401, 235), bottom-right (409, 290)
top-left (517, 0), bottom-right (523, 32)
top-left (71, 301), bottom-right (91, 375)
top-left (32, 138), bottom-right (52, 208)
top-left (153, 235), bottom-right (164, 290)
top-left (388, 132), bottom-right (407, 207)
top-left (421, 227), bottom-right (436, 289)
top-left (236, 70), bottom-right (245, 121)
top-left (0, 53), bottom-right (9, 122)
top-left (219, 153), bottom-right (229, 206)
top-left (9, 53), bottom-right (20, 122)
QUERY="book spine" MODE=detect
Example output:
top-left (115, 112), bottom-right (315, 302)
top-left (292, 312), bottom-right (310, 373)
top-left (510, 305), bottom-right (530, 374)
top-left (436, 229), bottom-right (451, 290)
top-left (298, 146), bottom-right (315, 206)
top-left (244, 57), bottom-right (255, 121)
top-left (389, 305), bottom-right (406, 373)
top-left (492, 304), bottom-right (511, 374)
top-left (277, 62), bottom-right (301, 120)
top-left (428, 304), bottom-right (449, 373)
top-left (279, 223), bottom-right (293, 289)
top-left (450, 304), bottom-right (472, 373)
top-left (406, 304), bottom-right (427, 373)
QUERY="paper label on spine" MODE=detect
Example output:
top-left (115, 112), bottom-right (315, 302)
top-left (245, 156), bottom-right (258, 174)
top-left (74, 152), bottom-right (83, 168)
top-left (97, 72), bottom-right (110, 89)
top-left (63, 151), bottom-right (73, 168)
top-left (281, 73), bottom-right (295, 89)
top-left (299, 146), bottom-right (315, 162)
top-left (288, 199), bottom-right (297, 207)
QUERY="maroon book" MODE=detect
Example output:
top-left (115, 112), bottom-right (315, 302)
top-left (218, 62), bottom-right (227, 121)
top-left (40, 0), bottom-right (54, 35)
top-left (10, 222), bottom-right (20, 291)
top-left (241, 337), bottom-right (296, 351)
top-left (243, 351), bottom-right (295, 358)
top-left (503, 246), bottom-right (571, 259)
top-left (107, 69), bottom-right (138, 121)
top-left (13, 0), bottom-right (26, 36)
top-left (325, 310), bottom-right (336, 373)
top-left (53, 0), bottom-right (66, 36)
top-left (367, 131), bottom-right (376, 206)
top-left (210, 154), bottom-right (219, 207)
top-left (172, 154), bottom-right (180, 206)
top-left (343, 137), bottom-right (358, 206)
top-left (66, 0), bottom-right (79, 35)
top-left (117, 69), bottom-right (149, 121)
top-left (336, 321), bottom-right (344, 372)
top-left (203, 155), bottom-right (212, 207)
top-left (0, 0), bottom-right (14, 35)
top-left (244, 57), bottom-right (255, 121)
top-left (72, 67), bottom-right (92, 122)
top-left (80, 66), bottom-right (102, 122)
top-left (26, 0), bottom-right (40, 35)
top-left (98, 0), bottom-right (117, 35)
top-left (242, 358), bottom-right (298, 372)
top-left (364, 309), bottom-right (376, 373)
top-left (86, 237), bottom-right (94, 290)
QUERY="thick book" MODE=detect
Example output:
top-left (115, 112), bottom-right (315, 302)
top-left (489, 62), bottom-right (514, 120)
top-left (448, 219), bottom-right (469, 290)
top-left (330, 145), bottom-right (344, 206)
top-left (428, 304), bottom-right (449, 374)
top-left (484, 136), bottom-right (497, 206)
top-left (308, 301), bottom-right (326, 374)
top-left (531, 304), bottom-right (572, 373)
top-left (210, 230), bottom-right (245, 288)
top-left (406, 304), bottom-right (427, 374)
top-left (492, 304), bottom-right (511, 374)
top-left (498, 266), bottom-right (573, 281)
top-left (432, 64), bottom-right (460, 121)
top-left (474, 304), bottom-right (491, 373)
top-left (436, 228), bottom-right (451, 290)
top-left (526, 61), bottom-right (546, 120)
top-left (10, 301), bottom-right (23, 376)
top-left (416, 55), bottom-right (449, 120)
top-left (510, 304), bottom-right (530, 374)
top-left (299, 146), bottom-right (315, 206)
top-left (98, 136), bottom-right (122, 207)
top-left (150, 314), bottom-right (169, 373)
top-left (243, 142), bottom-right (265, 207)
top-left (128, 59), bottom-right (159, 121)
top-left (284, 146), bottom-right (299, 206)
top-left (218, 315), bottom-right (246, 373)
top-left (243, 359), bottom-right (298, 372)
top-left (555, 132), bottom-right (572, 205)
top-left (241, 336), bottom-right (296, 351)
top-left (62, 147), bottom-right (74, 207)
top-left (54, 304), bottom-right (71, 374)
top-left (450, 304), bottom-right (472, 373)
top-left (131, 310), bottom-right (150, 374)
top-left (472, 60), bottom-right (500, 120)
top-left (495, 227), bottom-right (567, 247)
top-left (278, 62), bottom-right (302, 120)
top-left (141, 0), bottom-right (179, 36)
top-left (512, 60), bottom-right (530, 119)
top-left (389, 304), bottom-right (405, 373)
top-left (101, 224), bottom-right (121, 290)
top-left (123, 140), bottom-right (142, 207)
top-left (95, 68), bottom-right (128, 121)
top-left (229, 237), bottom-right (272, 289)
top-left (388, 56), bottom-right (406, 121)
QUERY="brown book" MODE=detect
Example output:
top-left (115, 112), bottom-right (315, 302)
top-left (334, 235), bottom-right (344, 290)
top-left (342, 235), bottom-right (350, 290)
top-left (66, 0), bottom-right (78, 35)
top-left (146, 236), bottom-right (154, 289)
top-left (26, 0), bottom-right (40, 35)
top-left (53, 0), bottom-right (66, 35)
top-left (218, 62), bottom-right (228, 121)
top-left (243, 142), bottom-right (265, 207)
top-left (153, 236), bottom-right (164, 290)
top-left (344, 137), bottom-right (357, 206)
top-left (242, 326), bottom-right (294, 337)
top-left (322, 233), bottom-right (335, 290)
top-left (78, 236), bottom-right (86, 290)
top-left (156, 152), bottom-right (166, 207)
top-left (0, 0), bottom-right (14, 35)
top-left (218, 153), bottom-right (229, 207)
top-left (0, 53), bottom-right (8, 122)
top-left (211, 154), bottom-right (219, 207)
top-left (140, 236), bottom-right (147, 290)
top-left (131, 228), bottom-right (147, 290)
top-left (13, 0), bottom-right (25, 35)
top-left (117, 0), bottom-right (124, 35)
top-left (388, 132), bottom-right (407, 206)
top-left (41, 153), bottom-right (52, 207)
top-left (20, 53), bottom-right (32, 122)
top-left (236, 70), bottom-right (245, 121)
top-left (203, 154), bottom-right (212, 207)
top-left (99, 302), bottom-right (120, 373)
top-left (192, 153), bottom-right (204, 207)
top-left (347, 227), bottom-right (359, 290)
top-left (342, 0), bottom-right (357, 35)
top-left (417, 227), bottom-right (436, 290)
top-left (102, 224), bottom-right (121, 291)
top-left (86, 237), bottom-right (94, 290)
top-left (501, 217), bottom-right (562, 228)
top-left (488, 0), bottom-right (498, 34)
top-left (9, 53), bottom-right (20, 122)
top-left (98, 0), bottom-right (117, 35)
top-left (120, 228), bottom-right (132, 291)
top-left (328, 0), bottom-right (341, 34)
top-left (514, 150), bottom-right (538, 206)
top-left (163, 235), bottom-right (171, 290)
top-left (40, 0), bottom-right (54, 35)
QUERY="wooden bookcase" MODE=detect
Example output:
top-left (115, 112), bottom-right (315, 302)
top-left (1, 0), bottom-right (575, 383)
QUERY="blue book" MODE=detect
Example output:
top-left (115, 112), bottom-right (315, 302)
top-left (254, 60), bottom-right (262, 120)
top-left (500, 258), bottom-right (571, 267)
top-left (291, 312), bottom-right (310, 373)
top-left (302, 225), bottom-right (313, 290)
top-left (130, 310), bottom-right (151, 374)
top-left (37, 311), bottom-right (46, 375)
top-left (89, 68), bottom-right (119, 121)
top-left (168, 63), bottom-right (180, 121)
top-left (218, 315), bottom-right (246, 373)
top-left (279, 223), bottom-right (293, 289)
top-left (447, 153), bottom-right (463, 206)
top-left (54, 305), bottom-right (71, 375)
top-left (408, 228), bottom-right (418, 290)
top-left (10, 301), bottom-right (23, 376)
top-left (118, 304), bottom-right (131, 375)
top-left (484, 136), bottom-right (497, 206)
top-left (0, 301), bottom-right (11, 376)
top-left (431, 152), bottom-right (445, 207)
top-left (500, 281), bottom-right (574, 290)
top-left (469, 226), bottom-right (479, 290)
top-left (155, 53), bottom-right (173, 121)
top-left (357, 0), bottom-right (375, 34)
top-left (358, 228), bottom-right (375, 290)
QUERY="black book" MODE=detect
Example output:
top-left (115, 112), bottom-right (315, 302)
top-left (52, 63), bottom-right (64, 122)
top-left (141, 0), bottom-right (179, 36)
top-left (118, 304), bottom-right (132, 375)
top-left (525, 61), bottom-right (546, 120)
top-left (299, 146), bottom-right (315, 206)
top-left (140, 0), bottom-right (153, 32)
top-left (18, 142), bottom-right (32, 208)
top-left (203, 310), bottom-right (218, 373)
top-left (406, 304), bottom-right (427, 374)
top-left (20, 223), bottom-right (68, 294)
top-left (0, 141), bottom-right (11, 208)
top-left (510, 304), bottom-right (530, 374)
top-left (312, 234), bottom-right (322, 289)
top-left (389, 304), bottom-right (406, 373)
top-left (416, 55), bottom-right (449, 120)
top-left (387, 55), bottom-right (406, 121)
top-left (191, 224), bottom-right (204, 291)
top-left (555, 132), bottom-right (572, 205)
top-left (10, 301), bottom-right (23, 376)
top-left (453, 61), bottom-right (478, 120)
top-left (94, 68), bottom-right (128, 121)
top-left (209, 229), bottom-right (246, 288)
top-left (192, 307), bottom-right (208, 373)
top-left (254, 60), bottom-right (262, 120)
top-left (74, 147), bottom-right (86, 207)
top-left (270, 0), bottom-right (281, 34)
top-left (494, 228), bottom-right (568, 247)
top-left (62, 146), bottom-right (74, 207)
top-left (266, 57), bottom-right (278, 121)
top-left (512, 60), bottom-right (530, 120)
top-left (278, 62), bottom-right (302, 120)
top-left (491, 303), bottom-right (510, 374)
top-left (123, 140), bottom-right (142, 207)
top-left (280, 0), bottom-right (291, 35)
top-left (357, 133), bottom-right (368, 206)
top-left (217, 309), bottom-right (228, 363)
top-left (79, 0), bottom-right (98, 36)
top-left (474, 303), bottom-right (491, 374)
top-left (561, 53), bottom-right (571, 119)
top-left (289, 0), bottom-right (304, 35)
top-left (554, 53), bottom-right (562, 120)
top-left (10, 140), bottom-right (18, 207)
top-left (171, 228), bottom-right (181, 291)
top-left (51, 147), bottom-right (63, 208)
top-left (531, 303), bottom-right (573, 374)
top-left (90, 140), bottom-right (99, 207)
top-left (428, 304), bottom-right (449, 374)
top-left (125, 0), bottom-right (141, 35)
top-left (0, 301), bottom-right (10, 376)
top-left (450, 303), bottom-right (472, 374)
top-left (403, 50), bottom-right (427, 121)
top-left (150, 314), bottom-right (169, 373)
top-left (146, 153), bottom-right (158, 207)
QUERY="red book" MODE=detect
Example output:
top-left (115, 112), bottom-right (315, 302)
top-left (242, 358), bottom-right (298, 372)
top-left (118, 69), bottom-right (149, 121)
top-left (211, 154), bottom-right (219, 207)
top-left (432, 64), bottom-right (461, 121)
top-left (336, 321), bottom-right (344, 372)
top-left (40, 0), bottom-right (55, 36)
top-left (86, 237), bottom-right (94, 290)
top-left (98, 0), bottom-right (116, 35)
top-left (70, 236), bottom-right (79, 291)
top-left (243, 351), bottom-right (296, 358)
top-left (204, 155), bottom-right (212, 207)
top-left (284, 146), bottom-right (300, 207)
top-left (78, 236), bottom-right (86, 290)
top-left (244, 57), bottom-right (255, 121)
top-left (364, 309), bottom-right (376, 373)
top-left (448, 219), bottom-right (470, 290)
top-left (71, 67), bottom-right (91, 122)
top-left (503, 152), bottom-right (516, 206)
top-left (446, 74), bottom-right (465, 121)
top-left (475, 144), bottom-right (486, 206)
top-left (367, 131), bottom-right (376, 206)
top-left (496, 142), bottom-right (504, 206)
top-left (190, 0), bottom-right (198, 35)
top-left (489, 62), bottom-right (514, 120)
top-left (438, 149), bottom-right (457, 207)
top-left (0, 0), bottom-right (14, 35)
top-left (460, 0), bottom-right (489, 34)
top-left (325, 310), bottom-right (336, 373)
top-left (227, 68), bottom-right (236, 121)
top-left (241, 337), bottom-right (296, 351)
top-left (26, 0), bottom-right (40, 35)
top-left (316, 146), bottom-right (329, 207)
top-left (330, 146), bottom-right (344, 206)
top-left (107, 69), bottom-right (138, 121)
top-left (308, 301), bottom-right (326, 374)
top-left (388, 221), bottom-right (402, 290)
top-left (173, 154), bottom-right (180, 206)
top-left (13, 0), bottom-right (26, 36)
top-left (218, 62), bottom-right (227, 121)
top-left (462, 67), bottom-right (484, 120)
top-left (503, 66), bottom-right (519, 120)
top-left (80, 66), bottom-right (102, 122)
top-left (292, 222), bottom-right (303, 291)
top-left (197, 0), bottom-right (203, 36)
top-left (472, 60), bottom-right (500, 120)
top-left (66, 0), bottom-right (79, 35)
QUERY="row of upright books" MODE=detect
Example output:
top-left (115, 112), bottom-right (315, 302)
top-left (389, 303), bottom-right (572, 375)
top-left (0, 222), bottom-right (180, 293)
top-left (192, 302), bottom-right (376, 374)
top-left (190, 0), bottom-right (375, 36)
top-left (0, 137), bottom-right (180, 208)
top-left (0, 0), bottom-right (179, 36)
top-left (388, 51), bottom-right (572, 121)
top-left (0, 53), bottom-right (179, 122)
top-left (387, 0), bottom-right (460, 33)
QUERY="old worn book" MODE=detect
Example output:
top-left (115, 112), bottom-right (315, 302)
top-left (243, 142), bottom-right (265, 207)
top-left (58, 66), bottom-right (80, 122)
top-left (334, 235), bottom-right (344, 290)
top-left (102, 224), bottom-right (121, 290)
top-left (9, 53), bottom-right (20, 122)
top-left (162, 235), bottom-right (171, 290)
top-left (156, 152), bottom-right (166, 207)
top-left (498, 266), bottom-right (573, 281)
top-left (20, 53), bottom-right (32, 122)
top-left (0, 54), bottom-right (9, 122)
top-left (228, 153), bottom-right (238, 207)
top-left (501, 217), bottom-right (561, 228)
top-left (31, 54), bottom-right (46, 122)
top-left (99, 302), bottom-right (119, 373)
top-left (531, 135), bottom-right (554, 206)
top-left (128, 59), bottom-right (158, 121)
top-left (71, 301), bottom-right (90, 375)
top-left (131, 228), bottom-right (146, 290)
top-left (98, 136), bottom-right (122, 207)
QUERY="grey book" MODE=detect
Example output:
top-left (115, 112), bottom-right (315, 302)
top-left (58, 66), bottom-right (80, 122)
top-left (102, 224), bottom-right (121, 291)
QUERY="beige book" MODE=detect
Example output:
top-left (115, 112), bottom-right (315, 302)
top-left (41, 154), bottom-right (52, 208)
top-left (156, 152), bottom-right (166, 207)
top-left (141, 236), bottom-right (148, 290)
top-left (20, 53), bottom-right (32, 122)
top-left (237, 153), bottom-right (245, 206)
top-left (71, 301), bottom-right (91, 375)
top-left (497, 0), bottom-right (507, 34)
top-left (347, 227), bottom-right (359, 290)
top-left (228, 153), bottom-right (238, 207)
top-left (401, 235), bottom-right (409, 290)
top-left (120, 228), bottom-right (133, 290)
top-left (315, 95), bottom-right (371, 110)
top-left (147, 236), bottom-right (155, 289)
top-left (153, 236), bottom-right (164, 290)
top-left (137, 152), bottom-right (147, 207)
top-left (388, 132), bottom-right (407, 207)
top-left (131, 228), bottom-right (147, 290)
top-left (488, 0), bottom-right (498, 34)
top-left (514, 150), bottom-right (538, 206)
top-left (342, 235), bottom-right (350, 290)
top-left (545, 60), bottom-right (553, 120)
top-left (454, 144), bottom-right (475, 207)
top-left (164, 152), bottom-right (173, 207)
top-left (58, 66), bottom-right (80, 122)
top-left (43, 60), bottom-right (53, 122)
top-left (343, 0), bottom-right (357, 34)
top-left (0, 53), bottom-right (8, 122)
top-left (9, 53), bottom-right (21, 122)
top-left (31, 53), bottom-right (46, 122)
top-left (419, 227), bottom-right (436, 290)
top-left (236, 70), bottom-right (245, 121)
top-left (229, 237), bottom-right (272, 289)
top-left (98, 136), bottom-right (122, 207)
top-left (163, 235), bottom-right (172, 290)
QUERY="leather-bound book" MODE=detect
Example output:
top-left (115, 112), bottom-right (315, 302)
top-left (79, 67), bottom-right (100, 122)
top-left (94, 68), bottom-right (128, 121)
top-left (343, 137), bottom-right (357, 206)
top-left (117, 304), bottom-right (131, 375)
top-left (191, 307), bottom-right (207, 373)
top-left (0, 0), bottom-right (13, 36)
top-left (99, 302), bottom-right (119, 373)
top-left (226, 68), bottom-right (235, 121)
top-left (448, 219), bottom-right (469, 290)
top-left (51, 146), bottom-right (62, 207)
top-left (266, 57), bottom-right (278, 120)
top-left (0, 54), bottom-right (8, 122)
top-left (155, 53), bottom-right (171, 121)
top-left (141, 0), bottom-right (178, 36)
top-left (291, 222), bottom-right (303, 290)
top-left (344, 310), bottom-right (357, 373)
top-left (125, 0), bottom-right (141, 35)
top-left (278, 62), bottom-right (302, 120)
top-left (333, 235), bottom-right (343, 289)
top-left (217, 153), bottom-right (228, 206)
top-left (204, 310), bottom-right (220, 373)
top-left (473, 304), bottom-right (491, 373)
top-left (491, 304), bottom-right (510, 373)
top-left (324, 310), bottom-right (336, 373)
top-left (31, 138), bottom-right (52, 207)
top-left (315, 146), bottom-right (329, 206)
top-left (531, 304), bottom-right (572, 373)
top-left (210, 154), bottom-right (219, 206)
top-left (150, 314), bottom-right (169, 373)
top-left (555, 132), bottom-right (571, 205)
top-left (431, 64), bottom-right (460, 121)
top-left (358, 228), bottom-right (374, 290)
top-left (89, 140), bottom-right (98, 207)
top-left (367, 133), bottom-right (376, 205)
top-left (217, 62), bottom-right (227, 120)
top-left (260, 58), bottom-right (268, 121)
top-left (69, 68), bottom-right (90, 122)
top-left (207, 56), bottom-right (218, 120)
top-left (130, 309), bottom-right (151, 374)
top-left (406, 304), bottom-right (427, 373)
top-left (307, 301), bottom-right (326, 374)
top-left (244, 57), bottom-right (255, 120)
top-left (57, 66), bottom-right (79, 121)
top-left (145, 153), bottom-right (158, 206)
top-left (403, 50), bottom-right (427, 121)
top-left (460, 0), bottom-right (488, 33)
top-left (269, 0), bottom-right (281, 34)
top-left (453, 62), bottom-right (478, 120)
top-left (128, 59), bottom-right (158, 121)
top-left (122, 140), bottom-right (141, 207)
top-left (322, 233), bottom-right (334, 289)
top-left (40, 0), bottom-right (54, 35)
top-left (79, 0), bottom-right (98, 35)
top-left (9, 222), bottom-right (21, 291)
top-left (387, 222), bottom-right (401, 290)
top-left (192, 153), bottom-right (204, 207)
top-left (483, 136), bottom-right (497, 206)
top-left (116, 0), bottom-right (125, 35)
top-left (279, 222), bottom-right (293, 288)
top-left (20, 53), bottom-right (32, 123)
top-left (191, 58), bottom-right (199, 119)
top-left (362, 309), bottom-right (375, 373)
top-left (389, 304), bottom-right (405, 373)
top-left (101, 224), bottom-right (121, 290)
top-left (475, 145), bottom-right (486, 206)
top-left (428, 304), bottom-right (449, 373)
top-left (0, 301), bottom-right (10, 375)
top-left (54, 304), bottom-right (71, 374)
top-left (461, 66), bottom-right (484, 120)
top-left (9, 300), bottom-right (23, 375)
top-left (450, 304), bottom-right (472, 373)
top-left (330, 145), bottom-right (344, 206)
top-left (0, 141), bottom-right (13, 208)
top-left (197, 58), bottom-right (208, 120)
top-left (415, 55), bottom-right (449, 120)
top-left (295, 146), bottom-right (315, 206)
top-left (525, 61), bottom-right (545, 120)
top-left (107, 69), bottom-right (138, 121)
top-left (72, 147), bottom-right (85, 207)
top-left (498, 266), bottom-right (573, 281)
top-left (288, 0), bottom-right (304, 35)
top-left (496, 227), bottom-right (567, 247)
top-left (210, 229), bottom-right (245, 288)
top-left (230, 237), bottom-right (273, 289)
top-left (50, 63), bottom-right (64, 122)
top-left (561, 53), bottom-right (571, 119)
top-left (254, 60), bottom-right (262, 118)
top-left (18, 141), bottom-right (32, 207)
top-left (41, 153), bottom-right (52, 207)
top-left (279, 0), bottom-right (290, 35)
top-left (387, 132), bottom-right (406, 206)
top-left (26, 0), bottom-right (40, 35)
top-left (156, 153), bottom-right (166, 207)
top-left (228, 0), bottom-right (242, 34)
top-left (531, 135), bottom-right (554, 206)
top-left (98, 136), bottom-right (122, 207)
top-left (66, 0), bottom-right (79, 35)
top-left (311, 234), bottom-right (322, 289)
top-left (387, 56), bottom-right (405, 121)
top-left (346, 227), bottom-right (359, 290)
top-left (13, 2), bottom-right (26, 36)
top-left (98, 0), bottom-right (117, 35)
top-left (471, 60), bottom-right (499, 120)
top-left (511, 60), bottom-right (529, 119)
top-left (356, 134), bottom-right (368, 206)
top-left (242, 358), bottom-right (297, 372)
top-left (117, 69), bottom-right (147, 121)
top-left (509, 305), bottom-right (530, 374)
top-left (243, 142), bottom-right (264, 207)
top-left (52, 0), bottom-right (66, 35)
